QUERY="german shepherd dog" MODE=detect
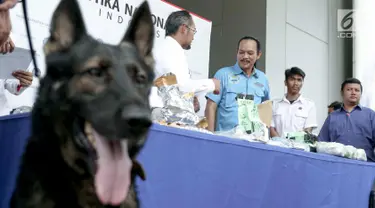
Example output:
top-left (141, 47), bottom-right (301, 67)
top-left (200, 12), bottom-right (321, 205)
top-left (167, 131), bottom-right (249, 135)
top-left (10, 0), bottom-right (155, 207)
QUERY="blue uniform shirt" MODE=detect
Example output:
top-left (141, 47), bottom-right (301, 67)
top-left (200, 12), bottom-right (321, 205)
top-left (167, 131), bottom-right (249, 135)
top-left (318, 105), bottom-right (375, 162)
top-left (206, 63), bottom-right (270, 131)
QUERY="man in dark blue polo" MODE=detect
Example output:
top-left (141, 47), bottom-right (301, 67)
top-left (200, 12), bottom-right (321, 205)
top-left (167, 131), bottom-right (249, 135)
top-left (318, 78), bottom-right (375, 162)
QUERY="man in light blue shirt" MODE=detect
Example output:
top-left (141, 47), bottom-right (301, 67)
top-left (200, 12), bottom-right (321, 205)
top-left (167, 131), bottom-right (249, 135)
top-left (205, 36), bottom-right (270, 132)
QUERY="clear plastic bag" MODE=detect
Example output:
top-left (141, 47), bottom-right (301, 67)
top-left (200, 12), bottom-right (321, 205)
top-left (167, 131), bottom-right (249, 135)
top-left (267, 137), bottom-right (310, 152)
top-left (10, 106), bottom-right (32, 115)
top-left (214, 122), bottom-right (269, 143)
top-left (316, 142), bottom-right (367, 161)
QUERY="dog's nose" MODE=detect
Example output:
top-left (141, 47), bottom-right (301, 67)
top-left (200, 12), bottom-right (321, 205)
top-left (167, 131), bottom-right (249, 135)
top-left (126, 117), bottom-right (152, 130)
top-left (121, 107), bottom-right (152, 132)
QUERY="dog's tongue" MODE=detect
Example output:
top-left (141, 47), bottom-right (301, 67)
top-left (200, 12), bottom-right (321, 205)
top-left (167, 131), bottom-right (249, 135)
top-left (92, 129), bottom-right (132, 205)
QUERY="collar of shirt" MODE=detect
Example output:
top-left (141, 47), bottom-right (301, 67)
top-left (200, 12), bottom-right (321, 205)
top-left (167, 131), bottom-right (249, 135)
top-left (232, 62), bottom-right (258, 78)
top-left (165, 36), bottom-right (184, 50)
top-left (339, 104), bottom-right (363, 112)
top-left (279, 94), bottom-right (306, 105)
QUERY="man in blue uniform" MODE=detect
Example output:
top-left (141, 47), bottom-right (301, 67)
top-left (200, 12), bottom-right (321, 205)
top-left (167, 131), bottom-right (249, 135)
top-left (205, 36), bottom-right (270, 132)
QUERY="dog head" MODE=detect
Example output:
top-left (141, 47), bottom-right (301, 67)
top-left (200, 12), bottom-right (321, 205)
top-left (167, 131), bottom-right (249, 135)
top-left (41, 0), bottom-right (154, 205)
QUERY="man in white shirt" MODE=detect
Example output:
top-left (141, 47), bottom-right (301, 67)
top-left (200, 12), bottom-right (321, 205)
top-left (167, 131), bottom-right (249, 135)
top-left (270, 67), bottom-right (317, 138)
top-left (150, 10), bottom-right (220, 109)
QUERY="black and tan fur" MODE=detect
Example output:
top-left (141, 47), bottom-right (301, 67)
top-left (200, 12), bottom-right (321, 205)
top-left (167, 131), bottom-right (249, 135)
top-left (10, 0), bottom-right (155, 207)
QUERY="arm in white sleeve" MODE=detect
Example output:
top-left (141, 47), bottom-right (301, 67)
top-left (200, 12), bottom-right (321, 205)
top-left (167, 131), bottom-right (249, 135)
top-left (177, 75), bottom-right (215, 94)
top-left (165, 52), bottom-right (214, 93)
top-left (304, 102), bottom-right (318, 129)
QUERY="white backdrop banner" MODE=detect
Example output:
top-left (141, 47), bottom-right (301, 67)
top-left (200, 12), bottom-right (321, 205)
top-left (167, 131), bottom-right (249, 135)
top-left (354, 0), bottom-right (375, 109)
top-left (6, 0), bottom-right (212, 113)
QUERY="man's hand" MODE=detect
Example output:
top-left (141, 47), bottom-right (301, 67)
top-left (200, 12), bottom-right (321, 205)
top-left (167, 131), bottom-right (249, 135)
top-left (211, 78), bottom-right (220, 95)
top-left (0, 0), bottom-right (18, 10)
top-left (269, 127), bottom-right (280, 138)
top-left (193, 96), bottom-right (200, 113)
top-left (12, 70), bottom-right (33, 86)
top-left (0, 36), bottom-right (14, 54)
top-left (0, 9), bottom-right (11, 46)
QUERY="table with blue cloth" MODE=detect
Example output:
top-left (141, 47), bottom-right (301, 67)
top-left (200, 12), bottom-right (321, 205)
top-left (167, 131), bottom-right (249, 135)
top-left (1, 114), bottom-right (375, 208)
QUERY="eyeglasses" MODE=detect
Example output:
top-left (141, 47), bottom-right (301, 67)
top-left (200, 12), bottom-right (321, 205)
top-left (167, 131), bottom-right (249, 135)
top-left (183, 24), bottom-right (197, 34)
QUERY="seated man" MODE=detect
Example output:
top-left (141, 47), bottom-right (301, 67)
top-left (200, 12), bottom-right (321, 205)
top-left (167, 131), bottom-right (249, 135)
top-left (327, 101), bottom-right (342, 114)
top-left (270, 67), bottom-right (317, 138)
top-left (318, 78), bottom-right (375, 162)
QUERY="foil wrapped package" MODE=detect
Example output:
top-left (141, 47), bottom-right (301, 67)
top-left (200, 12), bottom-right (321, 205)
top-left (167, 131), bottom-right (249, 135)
top-left (153, 73), bottom-right (201, 126)
top-left (158, 107), bottom-right (200, 125)
top-left (158, 85), bottom-right (195, 113)
top-left (158, 120), bottom-right (213, 134)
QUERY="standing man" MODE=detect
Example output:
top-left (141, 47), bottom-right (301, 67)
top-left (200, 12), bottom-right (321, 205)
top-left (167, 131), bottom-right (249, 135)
top-left (327, 101), bottom-right (342, 114)
top-left (318, 78), bottom-right (375, 162)
top-left (270, 67), bottom-right (317, 138)
top-left (0, 0), bottom-right (17, 53)
top-left (205, 36), bottom-right (270, 132)
top-left (150, 10), bottom-right (220, 109)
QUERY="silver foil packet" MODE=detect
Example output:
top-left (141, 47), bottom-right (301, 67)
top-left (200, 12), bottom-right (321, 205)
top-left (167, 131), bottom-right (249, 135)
top-left (158, 84), bottom-right (195, 113)
top-left (158, 107), bottom-right (200, 125)
top-left (152, 73), bottom-right (200, 126)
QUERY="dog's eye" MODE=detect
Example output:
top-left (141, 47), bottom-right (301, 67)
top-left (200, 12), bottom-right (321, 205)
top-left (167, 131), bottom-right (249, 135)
top-left (86, 68), bottom-right (104, 77)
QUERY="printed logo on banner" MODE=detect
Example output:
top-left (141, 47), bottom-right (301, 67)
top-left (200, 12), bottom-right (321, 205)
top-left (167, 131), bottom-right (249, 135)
top-left (337, 9), bottom-right (356, 39)
top-left (90, 0), bottom-right (166, 39)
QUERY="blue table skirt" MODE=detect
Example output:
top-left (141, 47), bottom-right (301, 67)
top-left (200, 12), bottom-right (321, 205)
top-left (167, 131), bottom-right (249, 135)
top-left (1, 114), bottom-right (375, 208)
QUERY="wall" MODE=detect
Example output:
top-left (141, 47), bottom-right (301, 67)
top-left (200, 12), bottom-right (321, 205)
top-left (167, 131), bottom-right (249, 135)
top-left (266, 0), bottom-right (352, 131)
top-left (164, 0), bottom-right (353, 130)
top-left (164, 0), bottom-right (267, 77)
top-left (354, 0), bottom-right (375, 109)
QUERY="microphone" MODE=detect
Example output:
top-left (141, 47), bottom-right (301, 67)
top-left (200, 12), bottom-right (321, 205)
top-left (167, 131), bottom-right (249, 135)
top-left (34, 67), bottom-right (41, 77)
top-left (22, 0), bottom-right (42, 78)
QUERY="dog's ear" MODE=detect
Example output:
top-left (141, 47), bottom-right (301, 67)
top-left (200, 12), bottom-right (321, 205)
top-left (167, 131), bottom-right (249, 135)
top-left (122, 1), bottom-right (154, 61)
top-left (131, 160), bottom-right (146, 181)
top-left (44, 0), bottom-right (86, 55)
